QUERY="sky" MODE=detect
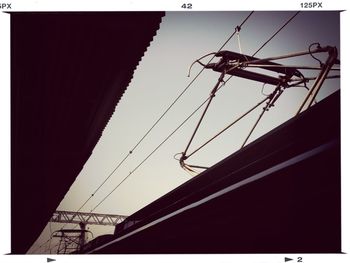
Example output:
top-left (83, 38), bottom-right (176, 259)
top-left (13, 11), bottom-right (341, 254)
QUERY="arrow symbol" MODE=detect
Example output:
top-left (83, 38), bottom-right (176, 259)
top-left (285, 257), bottom-right (293, 262)
top-left (47, 258), bottom-right (56, 262)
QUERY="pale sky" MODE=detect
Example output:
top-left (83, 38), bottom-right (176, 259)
top-left (24, 11), bottom-right (341, 254)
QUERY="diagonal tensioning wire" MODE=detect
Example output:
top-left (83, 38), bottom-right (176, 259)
top-left (56, 12), bottom-right (254, 233)
top-left (66, 11), bottom-right (255, 214)
top-left (241, 11), bottom-right (300, 147)
top-left (87, 12), bottom-right (255, 213)
top-left (185, 95), bottom-right (271, 160)
top-left (90, 97), bottom-right (211, 212)
top-left (182, 11), bottom-right (301, 162)
top-left (56, 12), bottom-right (255, 234)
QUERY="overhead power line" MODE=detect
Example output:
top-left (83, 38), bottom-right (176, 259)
top-left (86, 12), bottom-right (255, 213)
top-left (252, 11), bottom-right (300, 57)
top-left (92, 10), bottom-right (303, 211)
top-left (31, 13), bottom-right (306, 253)
top-left (67, 11), bottom-right (255, 215)
top-left (90, 95), bottom-right (215, 212)
top-left (179, 11), bottom-right (301, 169)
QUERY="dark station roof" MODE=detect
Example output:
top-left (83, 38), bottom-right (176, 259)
top-left (11, 12), bottom-right (164, 254)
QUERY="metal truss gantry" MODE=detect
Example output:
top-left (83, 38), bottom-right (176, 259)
top-left (50, 210), bottom-right (128, 226)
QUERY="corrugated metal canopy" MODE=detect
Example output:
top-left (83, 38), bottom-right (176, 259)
top-left (11, 12), bottom-right (164, 254)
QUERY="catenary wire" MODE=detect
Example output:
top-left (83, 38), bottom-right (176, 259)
top-left (85, 9), bottom-right (301, 213)
top-left (232, 11), bottom-right (301, 146)
top-left (55, 12), bottom-right (256, 233)
top-left (181, 11), bottom-right (301, 165)
top-left (90, 67), bottom-right (239, 211)
top-left (46, 11), bottom-right (304, 249)
top-left (89, 11), bottom-right (256, 211)
top-left (66, 11), bottom-right (255, 215)
top-left (55, 12), bottom-right (256, 235)
top-left (90, 95), bottom-right (213, 212)
top-left (252, 11), bottom-right (300, 57)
